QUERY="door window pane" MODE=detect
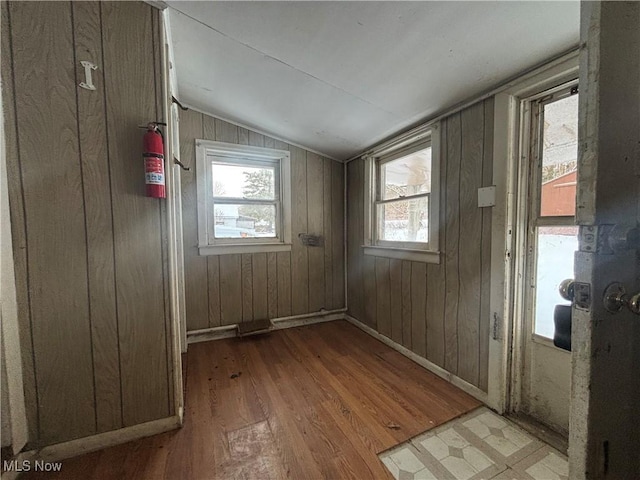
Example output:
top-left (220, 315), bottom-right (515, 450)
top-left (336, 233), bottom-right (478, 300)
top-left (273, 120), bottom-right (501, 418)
top-left (540, 94), bottom-right (578, 216)
top-left (378, 197), bottom-right (428, 242)
top-left (534, 225), bottom-right (578, 338)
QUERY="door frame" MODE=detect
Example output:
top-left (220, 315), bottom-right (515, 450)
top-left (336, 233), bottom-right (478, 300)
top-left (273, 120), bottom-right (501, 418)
top-left (486, 52), bottom-right (579, 415)
top-left (510, 80), bottom-right (579, 435)
top-left (160, 9), bottom-right (186, 423)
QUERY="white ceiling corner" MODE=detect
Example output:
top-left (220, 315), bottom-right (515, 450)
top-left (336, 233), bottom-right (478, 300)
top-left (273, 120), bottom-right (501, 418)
top-left (168, 1), bottom-right (579, 160)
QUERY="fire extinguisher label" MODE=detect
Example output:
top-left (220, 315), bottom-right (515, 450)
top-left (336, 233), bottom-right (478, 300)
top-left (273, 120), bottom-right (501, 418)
top-left (145, 156), bottom-right (165, 185)
top-left (146, 172), bottom-right (164, 185)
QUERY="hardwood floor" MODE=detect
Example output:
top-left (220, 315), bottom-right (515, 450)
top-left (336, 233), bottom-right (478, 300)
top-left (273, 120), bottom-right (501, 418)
top-left (24, 321), bottom-right (480, 479)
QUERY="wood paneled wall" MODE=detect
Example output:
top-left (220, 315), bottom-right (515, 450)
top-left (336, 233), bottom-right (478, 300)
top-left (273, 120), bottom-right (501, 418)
top-left (179, 110), bottom-right (345, 331)
top-left (2, 1), bottom-right (174, 447)
top-left (347, 99), bottom-right (494, 392)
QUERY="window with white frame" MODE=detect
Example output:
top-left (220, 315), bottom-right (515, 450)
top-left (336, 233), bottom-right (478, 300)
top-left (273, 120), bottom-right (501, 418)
top-left (196, 140), bottom-right (291, 255)
top-left (364, 123), bottom-right (440, 263)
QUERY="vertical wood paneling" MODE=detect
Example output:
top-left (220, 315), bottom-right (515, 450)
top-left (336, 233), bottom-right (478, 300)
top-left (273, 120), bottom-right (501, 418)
top-left (345, 100), bottom-right (494, 391)
top-left (102, 1), bottom-right (168, 426)
top-left (179, 114), bottom-right (344, 330)
top-left (238, 127), bottom-right (249, 146)
top-left (389, 259), bottom-right (403, 344)
top-left (219, 255), bottom-right (242, 325)
top-left (4, 1), bottom-right (173, 446)
top-left (267, 253), bottom-right (278, 319)
top-left (179, 110), bottom-right (208, 330)
top-left (426, 262), bottom-right (446, 368)
top-left (202, 115), bottom-right (215, 140)
top-left (207, 256), bottom-right (221, 328)
top-left (331, 161), bottom-right (345, 309)
top-left (241, 254), bottom-right (254, 322)
top-left (252, 253), bottom-right (268, 320)
top-left (290, 146), bottom-right (309, 315)
top-left (362, 255), bottom-right (377, 329)
top-left (457, 102), bottom-right (484, 386)
top-left (1, 0), bottom-right (38, 442)
top-left (11, 0), bottom-right (96, 443)
top-left (375, 258), bottom-right (391, 338)
top-left (306, 152), bottom-right (325, 312)
top-left (426, 122), bottom-right (448, 369)
top-left (401, 261), bottom-right (412, 349)
top-left (323, 158), bottom-right (333, 308)
top-left (248, 130), bottom-right (264, 148)
top-left (201, 115), bottom-right (221, 328)
top-left (411, 262), bottom-right (427, 357)
top-left (272, 138), bottom-right (292, 318)
top-left (248, 133), bottom-right (268, 320)
top-left (72, 1), bottom-right (121, 433)
top-left (346, 159), bottom-right (364, 322)
top-left (276, 251), bottom-right (292, 317)
top-left (214, 118), bottom-right (239, 144)
top-left (444, 113), bottom-right (461, 375)
top-left (211, 119), bottom-right (243, 326)
top-left (479, 98), bottom-right (494, 392)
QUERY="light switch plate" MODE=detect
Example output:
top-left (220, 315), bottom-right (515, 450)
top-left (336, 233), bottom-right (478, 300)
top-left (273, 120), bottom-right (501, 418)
top-left (478, 186), bottom-right (496, 207)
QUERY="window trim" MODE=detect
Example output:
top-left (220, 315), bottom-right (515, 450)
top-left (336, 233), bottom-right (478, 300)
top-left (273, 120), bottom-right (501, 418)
top-left (195, 140), bottom-right (292, 255)
top-left (363, 122), bottom-right (441, 264)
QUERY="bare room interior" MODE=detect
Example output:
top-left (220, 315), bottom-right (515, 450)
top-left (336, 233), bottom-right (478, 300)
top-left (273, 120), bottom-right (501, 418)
top-left (1, 1), bottom-right (638, 479)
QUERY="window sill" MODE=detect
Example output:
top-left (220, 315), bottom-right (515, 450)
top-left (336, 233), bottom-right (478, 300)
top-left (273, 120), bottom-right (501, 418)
top-left (363, 245), bottom-right (441, 264)
top-left (199, 243), bottom-right (292, 256)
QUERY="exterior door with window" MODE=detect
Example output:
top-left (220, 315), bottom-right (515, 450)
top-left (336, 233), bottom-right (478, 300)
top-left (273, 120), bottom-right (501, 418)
top-left (518, 84), bottom-right (579, 437)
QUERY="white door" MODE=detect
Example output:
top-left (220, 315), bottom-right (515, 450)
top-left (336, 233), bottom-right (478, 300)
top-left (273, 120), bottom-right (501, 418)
top-left (516, 82), bottom-right (580, 437)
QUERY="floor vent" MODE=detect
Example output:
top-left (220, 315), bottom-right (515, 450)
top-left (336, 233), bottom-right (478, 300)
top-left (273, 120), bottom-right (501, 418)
top-left (237, 319), bottom-right (272, 337)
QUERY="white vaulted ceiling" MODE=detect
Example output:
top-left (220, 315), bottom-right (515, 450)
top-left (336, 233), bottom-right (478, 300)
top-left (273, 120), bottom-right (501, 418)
top-left (167, 1), bottom-right (579, 160)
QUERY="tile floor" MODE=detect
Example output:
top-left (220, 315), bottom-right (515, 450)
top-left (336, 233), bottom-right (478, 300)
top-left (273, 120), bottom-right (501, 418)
top-left (379, 407), bottom-right (568, 480)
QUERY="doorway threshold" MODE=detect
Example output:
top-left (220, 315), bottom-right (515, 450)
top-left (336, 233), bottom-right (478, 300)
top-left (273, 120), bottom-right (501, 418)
top-left (505, 412), bottom-right (568, 455)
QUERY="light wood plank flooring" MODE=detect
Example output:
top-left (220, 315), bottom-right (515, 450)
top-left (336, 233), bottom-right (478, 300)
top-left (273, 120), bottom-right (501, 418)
top-left (24, 321), bottom-right (480, 479)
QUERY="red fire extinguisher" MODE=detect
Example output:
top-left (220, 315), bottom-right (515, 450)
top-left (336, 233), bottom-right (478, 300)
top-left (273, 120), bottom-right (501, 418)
top-left (143, 122), bottom-right (166, 198)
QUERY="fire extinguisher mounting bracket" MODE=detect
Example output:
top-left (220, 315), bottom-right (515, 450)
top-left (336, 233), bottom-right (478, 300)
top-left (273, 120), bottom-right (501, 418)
top-left (79, 61), bottom-right (98, 91)
top-left (138, 122), bottom-right (167, 130)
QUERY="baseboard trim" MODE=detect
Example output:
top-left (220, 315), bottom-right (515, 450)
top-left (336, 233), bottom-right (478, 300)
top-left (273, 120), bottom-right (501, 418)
top-left (187, 325), bottom-right (237, 344)
top-left (186, 309), bottom-right (347, 345)
top-left (344, 314), bottom-right (489, 404)
top-left (18, 416), bottom-right (180, 467)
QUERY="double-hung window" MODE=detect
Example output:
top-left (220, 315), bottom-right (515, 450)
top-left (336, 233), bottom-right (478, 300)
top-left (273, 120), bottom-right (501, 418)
top-left (364, 123), bottom-right (440, 263)
top-left (196, 140), bottom-right (291, 255)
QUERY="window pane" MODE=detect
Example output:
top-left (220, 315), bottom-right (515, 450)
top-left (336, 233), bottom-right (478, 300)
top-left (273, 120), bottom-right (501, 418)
top-left (378, 197), bottom-right (428, 242)
top-left (540, 94), bottom-right (578, 216)
top-left (534, 225), bottom-right (578, 338)
top-left (381, 147), bottom-right (431, 200)
top-left (213, 203), bottom-right (276, 238)
top-left (211, 163), bottom-right (275, 200)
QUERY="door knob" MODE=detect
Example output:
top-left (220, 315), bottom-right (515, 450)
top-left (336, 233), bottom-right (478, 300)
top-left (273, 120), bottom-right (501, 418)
top-left (603, 282), bottom-right (640, 315)
top-left (554, 280), bottom-right (574, 352)
top-left (629, 292), bottom-right (640, 315)
top-left (558, 279), bottom-right (575, 301)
